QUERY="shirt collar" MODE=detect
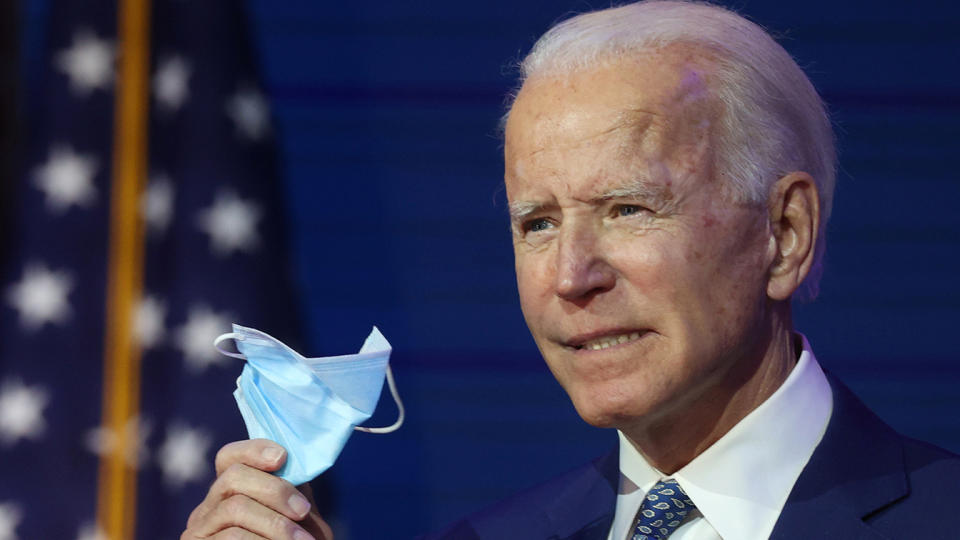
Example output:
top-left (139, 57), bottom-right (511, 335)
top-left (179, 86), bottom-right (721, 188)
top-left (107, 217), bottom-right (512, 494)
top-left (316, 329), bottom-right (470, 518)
top-left (617, 333), bottom-right (833, 540)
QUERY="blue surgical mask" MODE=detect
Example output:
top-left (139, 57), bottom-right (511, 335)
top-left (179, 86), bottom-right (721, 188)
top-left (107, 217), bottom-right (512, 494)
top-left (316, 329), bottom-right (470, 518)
top-left (213, 324), bottom-right (404, 485)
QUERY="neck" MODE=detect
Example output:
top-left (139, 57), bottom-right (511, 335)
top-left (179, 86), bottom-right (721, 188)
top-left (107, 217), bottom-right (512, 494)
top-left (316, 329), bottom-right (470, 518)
top-left (621, 304), bottom-right (797, 474)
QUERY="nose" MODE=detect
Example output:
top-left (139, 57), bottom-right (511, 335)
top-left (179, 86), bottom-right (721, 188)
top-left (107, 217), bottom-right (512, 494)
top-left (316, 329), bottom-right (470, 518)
top-left (554, 219), bottom-right (616, 301)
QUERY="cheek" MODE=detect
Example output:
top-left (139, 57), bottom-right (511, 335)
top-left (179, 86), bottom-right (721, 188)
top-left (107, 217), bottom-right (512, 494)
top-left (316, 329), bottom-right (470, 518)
top-left (681, 224), bottom-right (770, 338)
top-left (612, 231), bottom-right (735, 342)
top-left (611, 237), bottom-right (687, 305)
top-left (514, 254), bottom-right (553, 328)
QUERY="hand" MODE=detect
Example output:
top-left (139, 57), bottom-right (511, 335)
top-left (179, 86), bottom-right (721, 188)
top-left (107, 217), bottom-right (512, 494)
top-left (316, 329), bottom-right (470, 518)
top-left (181, 439), bottom-right (334, 540)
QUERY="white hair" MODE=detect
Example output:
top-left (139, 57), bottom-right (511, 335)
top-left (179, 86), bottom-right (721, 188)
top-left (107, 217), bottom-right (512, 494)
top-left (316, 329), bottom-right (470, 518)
top-left (509, 0), bottom-right (835, 300)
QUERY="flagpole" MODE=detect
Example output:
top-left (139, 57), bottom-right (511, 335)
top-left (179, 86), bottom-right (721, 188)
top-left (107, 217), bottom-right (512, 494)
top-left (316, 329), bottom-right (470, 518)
top-left (97, 0), bottom-right (150, 536)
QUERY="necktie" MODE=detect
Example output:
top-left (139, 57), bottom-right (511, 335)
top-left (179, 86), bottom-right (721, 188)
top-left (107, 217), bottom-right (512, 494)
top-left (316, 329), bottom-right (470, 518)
top-left (629, 479), bottom-right (696, 540)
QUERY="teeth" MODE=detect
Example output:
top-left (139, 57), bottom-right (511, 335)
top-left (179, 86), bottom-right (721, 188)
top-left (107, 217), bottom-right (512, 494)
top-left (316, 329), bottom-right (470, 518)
top-left (582, 332), bottom-right (641, 350)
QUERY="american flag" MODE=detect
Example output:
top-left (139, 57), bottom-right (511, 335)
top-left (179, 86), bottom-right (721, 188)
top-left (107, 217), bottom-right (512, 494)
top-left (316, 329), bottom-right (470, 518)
top-left (0, 0), bottom-right (304, 537)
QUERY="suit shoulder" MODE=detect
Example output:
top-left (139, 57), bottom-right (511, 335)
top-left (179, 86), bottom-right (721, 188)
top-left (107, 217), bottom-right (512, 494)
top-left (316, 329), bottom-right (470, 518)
top-left (421, 450), bottom-right (618, 540)
top-left (900, 435), bottom-right (960, 484)
top-left (865, 435), bottom-right (960, 537)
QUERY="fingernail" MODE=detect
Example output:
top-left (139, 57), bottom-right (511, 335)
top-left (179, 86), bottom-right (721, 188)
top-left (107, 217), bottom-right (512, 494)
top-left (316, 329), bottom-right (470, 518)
top-left (262, 446), bottom-right (284, 464)
top-left (289, 493), bottom-right (311, 518)
top-left (294, 530), bottom-right (314, 540)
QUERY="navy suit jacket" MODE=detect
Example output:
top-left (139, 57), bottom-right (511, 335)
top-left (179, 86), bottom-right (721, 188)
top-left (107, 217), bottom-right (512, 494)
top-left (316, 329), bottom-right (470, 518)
top-left (424, 374), bottom-right (960, 539)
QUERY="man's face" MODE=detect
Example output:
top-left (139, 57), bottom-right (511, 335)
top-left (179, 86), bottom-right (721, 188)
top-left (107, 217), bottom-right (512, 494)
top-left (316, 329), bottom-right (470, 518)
top-left (504, 50), bottom-right (779, 431)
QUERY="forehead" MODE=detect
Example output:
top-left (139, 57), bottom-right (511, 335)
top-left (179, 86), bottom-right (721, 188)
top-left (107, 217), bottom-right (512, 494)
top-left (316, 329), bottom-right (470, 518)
top-left (504, 47), bottom-right (720, 199)
top-left (507, 44), bottom-right (718, 130)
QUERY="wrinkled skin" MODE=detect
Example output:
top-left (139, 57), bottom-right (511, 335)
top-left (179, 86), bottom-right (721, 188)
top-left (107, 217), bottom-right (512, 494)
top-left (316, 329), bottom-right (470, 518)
top-left (505, 47), bottom-right (814, 472)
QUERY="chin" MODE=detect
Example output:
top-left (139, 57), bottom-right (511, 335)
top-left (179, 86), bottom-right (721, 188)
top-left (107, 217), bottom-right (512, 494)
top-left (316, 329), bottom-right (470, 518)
top-left (565, 382), bottom-right (654, 430)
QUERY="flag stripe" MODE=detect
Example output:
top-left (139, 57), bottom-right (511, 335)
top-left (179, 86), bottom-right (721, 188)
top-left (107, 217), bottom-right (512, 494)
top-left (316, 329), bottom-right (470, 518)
top-left (96, 0), bottom-right (151, 536)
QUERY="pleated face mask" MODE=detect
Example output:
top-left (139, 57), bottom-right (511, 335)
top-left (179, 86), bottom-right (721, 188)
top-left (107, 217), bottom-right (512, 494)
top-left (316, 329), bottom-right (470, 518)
top-left (213, 324), bottom-right (404, 485)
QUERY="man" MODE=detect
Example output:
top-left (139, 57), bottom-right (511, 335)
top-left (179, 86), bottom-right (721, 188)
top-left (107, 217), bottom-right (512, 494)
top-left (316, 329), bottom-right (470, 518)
top-left (181, 2), bottom-right (960, 539)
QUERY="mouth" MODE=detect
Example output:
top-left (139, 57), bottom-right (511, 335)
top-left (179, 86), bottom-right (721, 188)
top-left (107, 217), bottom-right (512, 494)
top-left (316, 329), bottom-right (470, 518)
top-left (566, 331), bottom-right (645, 351)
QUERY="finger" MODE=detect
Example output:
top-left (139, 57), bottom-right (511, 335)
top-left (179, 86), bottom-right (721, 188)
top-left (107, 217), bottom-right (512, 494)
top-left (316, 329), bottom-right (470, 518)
top-left (181, 527), bottom-right (269, 540)
top-left (207, 529), bottom-right (269, 540)
top-left (189, 463), bottom-right (311, 528)
top-left (215, 439), bottom-right (287, 476)
top-left (187, 493), bottom-right (314, 540)
top-left (294, 484), bottom-right (334, 539)
top-left (297, 483), bottom-right (316, 506)
top-left (190, 440), bottom-right (287, 528)
top-left (299, 512), bottom-right (334, 540)
top-left (218, 463), bottom-right (312, 519)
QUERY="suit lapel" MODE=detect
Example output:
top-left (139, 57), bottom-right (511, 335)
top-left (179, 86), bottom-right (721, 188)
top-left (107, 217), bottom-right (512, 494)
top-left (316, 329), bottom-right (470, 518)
top-left (770, 373), bottom-right (907, 540)
top-left (464, 448), bottom-right (618, 540)
top-left (547, 448), bottom-right (619, 540)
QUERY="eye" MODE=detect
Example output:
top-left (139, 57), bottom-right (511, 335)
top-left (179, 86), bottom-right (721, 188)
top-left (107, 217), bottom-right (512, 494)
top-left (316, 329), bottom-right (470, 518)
top-left (523, 218), bottom-right (554, 233)
top-left (615, 204), bottom-right (646, 217)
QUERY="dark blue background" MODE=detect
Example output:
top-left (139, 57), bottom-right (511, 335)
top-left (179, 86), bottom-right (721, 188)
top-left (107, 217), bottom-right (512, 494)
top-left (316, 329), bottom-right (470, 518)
top-left (19, 1), bottom-right (960, 538)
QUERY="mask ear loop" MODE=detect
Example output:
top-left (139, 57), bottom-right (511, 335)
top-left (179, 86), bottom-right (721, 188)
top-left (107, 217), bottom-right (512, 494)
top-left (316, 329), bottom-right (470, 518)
top-left (213, 333), bottom-right (247, 360)
top-left (354, 364), bottom-right (405, 434)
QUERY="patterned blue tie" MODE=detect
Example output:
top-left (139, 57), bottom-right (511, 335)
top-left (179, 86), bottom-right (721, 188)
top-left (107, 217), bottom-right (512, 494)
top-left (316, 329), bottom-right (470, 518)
top-left (630, 479), bottom-right (696, 540)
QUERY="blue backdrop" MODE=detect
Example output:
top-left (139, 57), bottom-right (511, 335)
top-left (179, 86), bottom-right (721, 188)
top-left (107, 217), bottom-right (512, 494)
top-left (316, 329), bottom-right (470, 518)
top-left (16, 1), bottom-right (960, 538)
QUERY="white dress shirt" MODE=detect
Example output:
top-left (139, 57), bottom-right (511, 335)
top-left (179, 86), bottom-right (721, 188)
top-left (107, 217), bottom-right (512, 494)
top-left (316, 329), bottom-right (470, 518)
top-left (606, 334), bottom-right (833, 540)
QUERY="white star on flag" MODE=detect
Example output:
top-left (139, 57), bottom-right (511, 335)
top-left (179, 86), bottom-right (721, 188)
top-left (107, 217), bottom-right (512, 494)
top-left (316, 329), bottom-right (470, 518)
top-left (33, 145), bottom-right (98, 213)
top-left (142, 175), bottom-right (175, 234)
top-left (175, 305), bottom-right (233, 372)
top-left (55, 29), bottom-right (115, 96)
top-left (75, 522), bottom-right (107, 540)
top-left (0, 502), bottom-right (23, 540)
top-left (0, 379), bottom-right (49, 447)
top-left (153, 56), bottom-right (191, 113)
top-left (84, 416), bottom-right (151, 468)
top-left (225, 86), bottom-right (270, 140)
top-left (135, 295), bottom-right (166, 349)
top-left (196, 189), bottom-right (262, 256)
top-left (5, 263), bottom-right (74, 331)
top-left (157, 423), bottom-right (213, 488)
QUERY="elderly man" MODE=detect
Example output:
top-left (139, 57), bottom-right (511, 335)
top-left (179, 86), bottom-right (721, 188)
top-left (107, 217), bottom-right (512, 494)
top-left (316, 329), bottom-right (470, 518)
top-left (181, 1), bottom-right (960, 539)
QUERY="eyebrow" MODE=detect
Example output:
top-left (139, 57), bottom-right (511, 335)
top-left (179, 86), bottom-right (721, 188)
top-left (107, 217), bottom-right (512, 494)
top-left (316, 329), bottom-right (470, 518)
top-left (509, 201), bottom-right (543, 222)
top-left (598, 178), bottom-right (665, 202)
top-left (509, 177), bottom-right (669, 223)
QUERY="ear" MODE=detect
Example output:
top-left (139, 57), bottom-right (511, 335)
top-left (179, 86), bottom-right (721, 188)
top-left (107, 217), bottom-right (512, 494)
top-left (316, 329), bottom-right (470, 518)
top-left (766, 172), bottom-right (820, 301)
